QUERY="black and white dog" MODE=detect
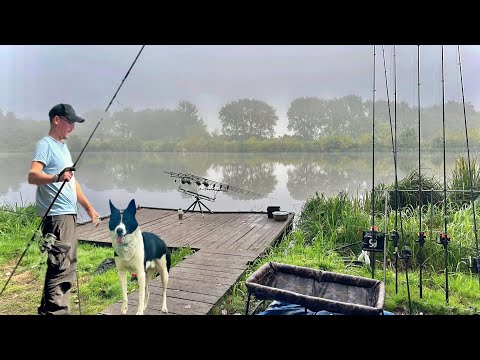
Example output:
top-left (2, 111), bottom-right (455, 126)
top-left (109, 199), bottom-right (171, 315)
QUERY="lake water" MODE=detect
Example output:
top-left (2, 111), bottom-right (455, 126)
top-left (0, 151), bottom-right (475, 222)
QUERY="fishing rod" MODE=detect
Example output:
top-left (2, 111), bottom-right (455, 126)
top-left (0, 45), bottom-right (146, 299)
top-left (361, 45), bottom-right (385, 279)
top-left (436, 45), bottom-right (450, 303)
top-left (381, 45), bottom-right (400, 293)
top-left (457, 45), bottom-right (480, 281)
top-left (379, 45), bottom-right (412, 312)
top-left (414, 45), bottom-right (427, 299)
top-left (393, 45), bottom-right (411, 311)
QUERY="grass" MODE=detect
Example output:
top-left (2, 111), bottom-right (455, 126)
top-left (210, 188), bottom-right (480, 315)
top-left (0, 204), bottom-right (193, 315)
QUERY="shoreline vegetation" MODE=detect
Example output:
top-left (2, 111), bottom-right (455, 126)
top-left (4, 136), bottom-right (480, 154)
top-left (1, 156), bottom-right (480, 315)
top-left (1, 97), bottom-right (480, 153)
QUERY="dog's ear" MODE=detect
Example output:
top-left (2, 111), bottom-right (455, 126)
top-left (126, 199), bottom-right (136, 214)
top-left (109, 199), bottom-right (117, 213)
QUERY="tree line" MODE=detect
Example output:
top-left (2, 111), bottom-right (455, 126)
top-left (1, 95), bottom-right (479, 152)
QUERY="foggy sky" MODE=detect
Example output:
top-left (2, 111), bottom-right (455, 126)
top-left (1, 45), bottom-right (479, 135)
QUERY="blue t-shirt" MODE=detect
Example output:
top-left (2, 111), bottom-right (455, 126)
top-left (32, 136), bottom-right (77, 216)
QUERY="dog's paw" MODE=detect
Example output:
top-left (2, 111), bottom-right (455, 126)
top-left (136, 310), bottom-right (144, 315)
top-left (121, 303), bottom-right (128, 314)
top-left (162, 306), bottom-right (168, 313)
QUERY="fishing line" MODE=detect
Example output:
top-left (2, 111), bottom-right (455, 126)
top-left (0, 45), bottom-right (146, 298)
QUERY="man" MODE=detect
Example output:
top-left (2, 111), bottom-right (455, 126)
top-left (28, 103), bottom-right (100, 315)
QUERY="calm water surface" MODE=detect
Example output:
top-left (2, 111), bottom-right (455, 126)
top-left (0, 151), bottom-right (474, 222)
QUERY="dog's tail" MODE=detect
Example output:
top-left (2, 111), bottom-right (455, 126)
top-left (166, 251), bottom-right (171, 272)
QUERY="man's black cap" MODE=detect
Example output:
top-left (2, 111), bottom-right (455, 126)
top-left (48, 104), bottom-right (85, 123)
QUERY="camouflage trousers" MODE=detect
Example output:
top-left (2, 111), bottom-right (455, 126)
top-left (38, 214), bottom-right (77, 315)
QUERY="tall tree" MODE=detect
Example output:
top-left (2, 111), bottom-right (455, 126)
top-left (336, 94), bottom-right (368, 135)
top-left (287, 97), bottom-right (326, 140)
top-left (175, 100), bottom-right (208, 137)
top-left (111, 108), bottom-right (136, 138)
top-left (219, 99), bottom-right (277, 139)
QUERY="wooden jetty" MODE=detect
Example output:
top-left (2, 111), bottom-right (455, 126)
top-left (76, 206), bottom-right (294, 315)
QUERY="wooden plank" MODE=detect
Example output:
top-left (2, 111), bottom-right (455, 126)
top-left (162, 212), bottom-right (251, 247)
top-left (184, 251), bottom-right (252, 266)
top-left (160, 213), bottom-right (246, 245)
top-left (104, 298), bottom-right (206, 315)
top-left (168, 271), bottom-right (240, 286)
top-left (225, 218), bottom-right (276, 251)
top-left (249, 214), bottom-right (294, 251)
top-left (100, 302), bottom-right (173, 315)
top-left (165, 272), bottom-right (239, 287)
top-left (138, 213), bottom-right (244, 249)
top-left (77, 221), bottom-right (110, 241)
top-left (180, 257), bottom-right (248, 270)
top-left (193, 213), bottom-right (260, 249)
top-left (171, 267), bottom-right (242, 281)
top-left (95, 208), bottom-right (295, 315)
top-left (186, 213), bottom-right (258, 244)
top-left (238, 215), bottom-right (291, 252)
top-left (182, 251), bottom-right (251, 263)
top-left (195, 248), bottom-right (259, 259)
top-left (127, 291), bottom-right (212, 314)
top-left (164, 268), bottom-right (242, 284)
top-left (153, 277), bottom-right (231, 297)
top-left (215, 215), bottom-right (269, 250)
top-left (136, 208), bottom-right (174, 225)
top-left (174, 262), bottom-right (246, 275)
top-left (149, 287), bottom-right (219, 305)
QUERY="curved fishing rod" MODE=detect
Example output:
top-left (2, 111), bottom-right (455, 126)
top-left (457, 45), bottom-right (480, 281)
top-left (0, 45), bottom-right (146, 298)
top-left (414, 45), bottom-right (427, 299)
top-left (436, 45), bottom-right (450, 303)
